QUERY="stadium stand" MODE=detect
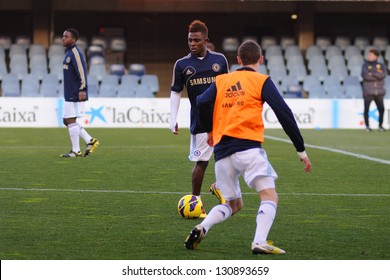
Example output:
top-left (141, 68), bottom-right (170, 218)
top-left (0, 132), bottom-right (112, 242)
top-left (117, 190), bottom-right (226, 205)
top-left (40, 74), bottom-right (60, 97)
top-left (1, 73), bottom-right (20, 97)
top-left (222, 37), bottom-right (240, 52)
top-left (99, 74), bottom-right (119, 97)
top-left (141, 74), bottom-right (159, 95)
top-left (21, 74), bottom-right (40, 97)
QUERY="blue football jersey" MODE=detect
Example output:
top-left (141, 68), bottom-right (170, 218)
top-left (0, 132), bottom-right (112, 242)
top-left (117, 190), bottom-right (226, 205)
top-left (171, 50), bottom-right (228, 134)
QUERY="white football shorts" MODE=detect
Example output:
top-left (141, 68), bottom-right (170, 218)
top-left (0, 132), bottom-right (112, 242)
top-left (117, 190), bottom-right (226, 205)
top-left (215, 148), bottom-right (278, 201)
top-left (188, 132), bottom-right (213, 162)
top-left (63, 101), bottom-right (86, 119)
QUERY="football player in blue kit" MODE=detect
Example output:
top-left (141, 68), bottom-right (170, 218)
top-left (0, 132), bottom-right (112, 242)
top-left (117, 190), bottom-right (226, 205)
top-left (170, 20), bottom-right (229, 217)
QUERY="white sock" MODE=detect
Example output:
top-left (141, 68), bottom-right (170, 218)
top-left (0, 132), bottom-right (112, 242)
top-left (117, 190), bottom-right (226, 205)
top-left (79, 125), bottom-right (92, 143)
top-left (253, 201), bottom-right (277, 245)
top-left (201, 204), bottom-right (232, 234)
top-left (67, 123), bottom-right (81, 152)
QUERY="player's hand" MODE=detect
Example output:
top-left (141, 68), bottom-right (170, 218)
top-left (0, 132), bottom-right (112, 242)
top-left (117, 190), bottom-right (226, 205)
top-left (301, 157), bottom-right (312, 173)
top-left (170, 123), bottom-right (179, 135)
top-left (298, 151), bottom-right (311, 173)
top-left (207, 132), bottom-right (213, 146)
top-left (79, 91), bottom-right (87, 101)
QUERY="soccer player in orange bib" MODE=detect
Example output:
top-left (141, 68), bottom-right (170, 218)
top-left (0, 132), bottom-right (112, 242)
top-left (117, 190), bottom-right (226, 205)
top-left (185, 40), bottom-right (311, 254)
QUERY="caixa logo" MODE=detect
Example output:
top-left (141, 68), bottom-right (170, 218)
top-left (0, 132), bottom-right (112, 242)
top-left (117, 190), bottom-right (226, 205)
top-left (264, 107), bottom-right (315, 124)
top-left (107, 106), bottom-right (169, 123)
top-left (0, 107), bottom-right (37, 122)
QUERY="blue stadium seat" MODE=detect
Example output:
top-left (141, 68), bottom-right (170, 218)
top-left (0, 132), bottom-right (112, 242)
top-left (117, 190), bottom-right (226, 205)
top-left (265, 45), bottom-right (282, 60)
top-left (325, 45), bottom-right (343, 61)
top-left (343, 75), bottom-right (361, 87)
top-left (1, 74), bottom-right (20, 97)
top-left (344, 85), bottom-right (363, 99)
top-left (121, 74), bottom-right (140, 87)
top-left (99, 74), bottom-right (119, 97)
top-left (91, 36), bottom-right (107, 50)
top-left (284, 45), bottom-right (301, 60)
top-left (141, 74), bottom-right (159, 95)
top-left (303, 75), bottom-right (321, 93)
top-left (109, 37), bottom-right (127, 52)
top-left (354, 36), bottom-right (370, 51)
top-left (89, 63), bottom-right (107, 82)
top-left (372, 36), bottom-right (388, 51)
top-left (280, 75), bottom-right (299, 94)
top-left (0, 35), bottom-right (12, 50)
top-left (266, 56), bottom-right (285, 70)
top-left (129, 63), bottom-right (146, 77)
top-left (87, 74), bottom-right (99, 97)
top-left (134, 84), bottom-right (154, 98)
top-left (325, 85), bottom-right (344, 99)
top-left (260, 36), bottom-right (277, 50)
top-left (308, 84), bottom-right (326, 98)
top-left (29, 44), bottom-right (46, 58)
top-left (280, 36), bottom-right (295, 50)
top-left (315, 36), bottom-right (331, 51)
top-left (222, 37), bottom-right (240, 52)
top-left (305, 45), bottom-right (323, 61)
top-left (110, 64), bottom-right (126, 78)
top-left (40, 74), bottom-right (60, 97)
top-left (288, 64), bottom-right (307, 82)
top-left (21, 74), bottom-right (40, 97)
top-left (334, 36), bottom-right (351, 51)
top-left (117, 83), bottom-right (136, 97)
top-left (48, 44), bottom-right (65, 58)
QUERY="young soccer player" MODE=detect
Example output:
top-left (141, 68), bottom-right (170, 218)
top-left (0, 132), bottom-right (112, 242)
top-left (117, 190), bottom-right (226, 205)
top-left (185, 40), bottom-right (312, 254)
top-left (60, 28), bottom-right (99, 158)
top-left (170, 20), bottom-right (229, 216)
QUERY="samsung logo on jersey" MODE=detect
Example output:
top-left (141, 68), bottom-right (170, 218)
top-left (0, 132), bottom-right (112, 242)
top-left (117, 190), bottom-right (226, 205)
top-left (189, 76), bottom-right (216, 86)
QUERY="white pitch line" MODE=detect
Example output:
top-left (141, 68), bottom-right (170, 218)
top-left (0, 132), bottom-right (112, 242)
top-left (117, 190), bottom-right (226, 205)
top-left (0, 187), bottom-right (389, 197)
top-left (265, 135), bottom-right (390, 165)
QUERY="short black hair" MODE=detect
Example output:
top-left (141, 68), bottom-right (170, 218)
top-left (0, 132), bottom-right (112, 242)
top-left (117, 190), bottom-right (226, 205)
top-left (369, 48), bottom-right (379, 57)
top-left (238, 40), bottom-right (262, 65)
top-left (188, 20), bottom-right (208, 38)
top-left (65, 28), bottom-right (79, 41)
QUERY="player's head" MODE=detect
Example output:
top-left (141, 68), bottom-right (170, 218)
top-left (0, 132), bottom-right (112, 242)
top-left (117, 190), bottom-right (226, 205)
top-left (237, 40), bottom-right (263, 66)
top-left (188, 20), bottom-right (209, 57)
top-left (367, 48), bottom-right (379, 62)
top-left (62, 28), bottom-right (79, 47)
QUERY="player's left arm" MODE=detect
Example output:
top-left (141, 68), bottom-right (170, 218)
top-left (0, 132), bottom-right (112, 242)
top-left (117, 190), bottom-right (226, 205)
top-left (262, 78), bottom-right (311, 172)
top-left (71, 49), bottom-right (88, 101)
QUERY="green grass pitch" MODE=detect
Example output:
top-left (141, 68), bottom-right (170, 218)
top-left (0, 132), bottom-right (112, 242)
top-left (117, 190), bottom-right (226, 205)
top-left (0, 128), bottom-right (389, 260)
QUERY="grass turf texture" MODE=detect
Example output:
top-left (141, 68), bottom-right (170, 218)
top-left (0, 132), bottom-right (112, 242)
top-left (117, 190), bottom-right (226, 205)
top-left (0, 128), bottom-right (389, 260)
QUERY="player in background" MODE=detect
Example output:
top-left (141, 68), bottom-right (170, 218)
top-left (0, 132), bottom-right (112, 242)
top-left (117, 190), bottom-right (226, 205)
top-left (185, 40), bottom-right (312, 254)
top-left (60, 28), bottom-right (99, 158)
top-left (170, 20), bottom-right (229, 217)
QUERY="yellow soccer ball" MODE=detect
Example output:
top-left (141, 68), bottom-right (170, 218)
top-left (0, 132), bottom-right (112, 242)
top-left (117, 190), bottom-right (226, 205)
top-left (177, 194), bottom-right (203, 219)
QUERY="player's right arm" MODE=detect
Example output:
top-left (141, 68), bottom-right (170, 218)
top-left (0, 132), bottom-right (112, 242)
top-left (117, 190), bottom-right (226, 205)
top-left (170, 59), bottom-right (185, 135)
top-left (170, 90), bottom-right (182, 134)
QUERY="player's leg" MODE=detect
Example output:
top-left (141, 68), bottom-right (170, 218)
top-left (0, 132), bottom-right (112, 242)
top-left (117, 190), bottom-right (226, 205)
top-left (191, 160), bottom-right (208, 196)
top-left (251, 186), bottom-right (285, 254)
top-left (185, 155), bottom-right (239, 249)
top-left (188, 133), bottom-right (215, 217)
top-left (240, 148), bottom-right (284, 254)
top-left (61, 102), bottom-right (83, 157)
top-left (189, 133), bottom-right (226, 204)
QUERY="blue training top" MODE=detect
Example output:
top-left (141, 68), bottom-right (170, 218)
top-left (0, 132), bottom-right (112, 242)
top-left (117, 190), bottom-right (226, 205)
top-left (63, 44), bottom-right (88, 102)
top-left (171, 50), bottom-right (229, 134)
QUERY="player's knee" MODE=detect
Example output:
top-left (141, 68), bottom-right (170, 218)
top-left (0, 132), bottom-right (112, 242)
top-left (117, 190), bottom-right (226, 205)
top-left (259, 188), bottom-right (278, 204)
